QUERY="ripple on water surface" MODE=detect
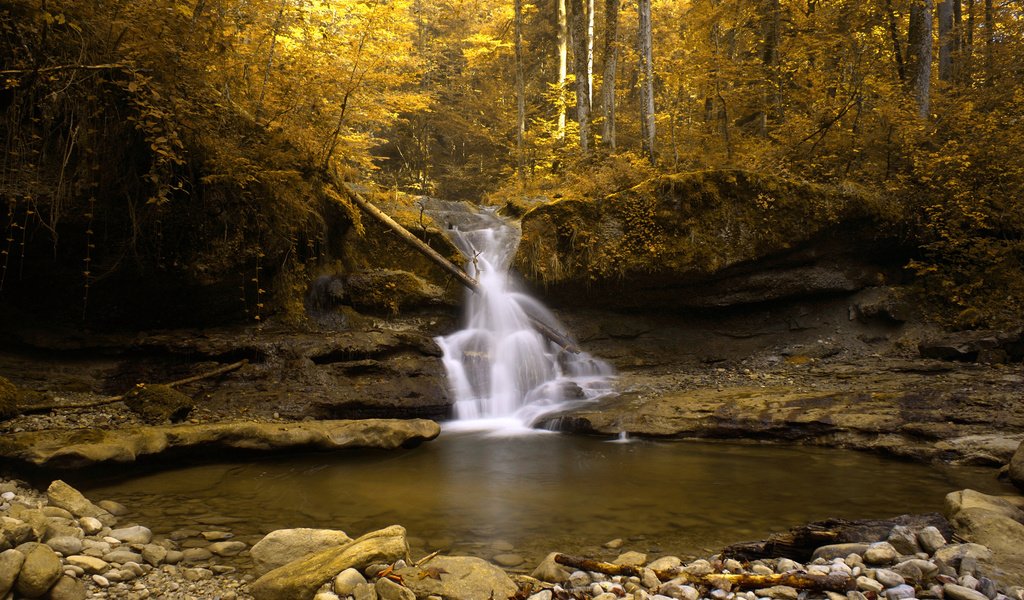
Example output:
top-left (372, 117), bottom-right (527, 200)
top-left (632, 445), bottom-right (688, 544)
top-left (77, 432), bottom-right (1013, 566)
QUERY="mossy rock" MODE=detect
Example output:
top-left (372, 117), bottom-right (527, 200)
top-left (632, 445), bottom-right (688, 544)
top-left (345, 269), bottom-right (452, 315)
top-left (124, 384), bottom-right (195, 425)
top-left (0, 376), bottom-right (18, 420)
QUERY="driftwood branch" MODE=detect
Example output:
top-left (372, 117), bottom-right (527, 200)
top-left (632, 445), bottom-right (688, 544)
top-left (552, 554), bottom-right (854, 592)
top-left (329, 176), bottom-right (580, 353)
top-left (18, 360), bottom-right (247, 415)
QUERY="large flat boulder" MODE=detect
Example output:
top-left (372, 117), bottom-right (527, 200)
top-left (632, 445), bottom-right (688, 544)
top-left (250, 525), bottom-right (409, 600)
top-left (394, 556), bottom-right (518, 600)
top-left (945, 489), bottom-right (1024, 587)
top-left (251, 528), bottom-right (353, 575)
top-left (0, 419), bottom-right (440, 469)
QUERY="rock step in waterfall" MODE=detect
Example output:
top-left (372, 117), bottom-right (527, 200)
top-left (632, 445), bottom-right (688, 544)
top-left (426, 199), bottom-right (614, 427)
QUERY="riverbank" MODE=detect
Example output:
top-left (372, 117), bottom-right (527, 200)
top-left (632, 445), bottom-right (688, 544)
top-left (3, 476), bottom-right (1024, 600)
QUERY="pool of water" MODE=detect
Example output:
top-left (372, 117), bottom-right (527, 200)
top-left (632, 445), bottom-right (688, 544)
top-left (77, 431), bottom-right (1012, 568)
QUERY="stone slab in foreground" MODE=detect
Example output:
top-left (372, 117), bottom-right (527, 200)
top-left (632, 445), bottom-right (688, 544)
top-left (0, 419), bottom-right (440, 469)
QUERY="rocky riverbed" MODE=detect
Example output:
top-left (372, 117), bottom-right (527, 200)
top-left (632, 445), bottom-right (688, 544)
top-left (3, 474), bottom-right (1024, 600)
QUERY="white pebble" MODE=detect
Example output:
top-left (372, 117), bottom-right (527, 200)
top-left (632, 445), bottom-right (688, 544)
top-left (92, 574), bottom-right (110, 587)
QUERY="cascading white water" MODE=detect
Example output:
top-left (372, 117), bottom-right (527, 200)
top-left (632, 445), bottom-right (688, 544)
top-left (431, 201), bottom-right (614, 428)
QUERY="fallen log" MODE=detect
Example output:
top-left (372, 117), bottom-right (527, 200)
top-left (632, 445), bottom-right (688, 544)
top-left (333, 177), bottom-right (579, 353)
top-left (552, 554), bottom-right (854, 592)
top-left (16, 359), bottom-right (247, 415)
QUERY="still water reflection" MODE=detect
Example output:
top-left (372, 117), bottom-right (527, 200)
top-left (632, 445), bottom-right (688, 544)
top-left (78, 432), bottom-right (1011, 565)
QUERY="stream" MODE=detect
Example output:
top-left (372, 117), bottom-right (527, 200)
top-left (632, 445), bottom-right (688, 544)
top-left (76, 431), bottom-right (1013, 569)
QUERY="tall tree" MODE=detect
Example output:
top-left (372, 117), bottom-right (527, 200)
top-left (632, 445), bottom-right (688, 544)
top-left (557, 0), bottom-right (568, 139)
top-left (638, 0), bottom-right (656, 162)
top-left (600, 0), bottom-right (620, 149)
top-left (570, 0), bottom-right (592, 153)
top-left (907, 0), bottom-right (934, 118)
top-left (938, 0), bottom-right (954, 81)
top-left (514, 0), bottom-right (526, 180)
top-left (588, 0), bottom-right (595, 109)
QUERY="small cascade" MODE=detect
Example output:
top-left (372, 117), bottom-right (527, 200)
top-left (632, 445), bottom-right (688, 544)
top-left (430, 200), bottom-right (614, 428)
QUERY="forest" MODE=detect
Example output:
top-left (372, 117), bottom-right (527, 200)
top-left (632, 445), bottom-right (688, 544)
top-left (0, 0), bottom-right (1023, 328)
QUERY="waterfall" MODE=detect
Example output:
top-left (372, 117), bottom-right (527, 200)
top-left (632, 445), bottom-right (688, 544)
top-left (430, 201), bottom-right (614, 429)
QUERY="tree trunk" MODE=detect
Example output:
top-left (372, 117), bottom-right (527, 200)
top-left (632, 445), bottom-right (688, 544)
top-left (638, 0), bottom-right (656, 162)
top-left (570, 0), bottom-right (591, 154)
top-left (514, 0), bottom-right (526, 181)
top-left (600, 0), bottom-right (619, 149)
top-left (588, 0), bottom-right (595, 109)
top-left (983, 0), bottom-right (993, 85)
top-left (761, 0), bottom-right (782, 134)
top-left (885, 0), bottom-right (907, 82)
top-left (557, 0), bottom-right (568, 139)
top-left (907, 0), bottom-right (934, 118)
top-left (938, 0), bottom-right (954, 81)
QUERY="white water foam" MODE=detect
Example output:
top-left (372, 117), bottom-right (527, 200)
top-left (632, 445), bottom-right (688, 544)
top-left (431, 201), bottom-right (614, 433)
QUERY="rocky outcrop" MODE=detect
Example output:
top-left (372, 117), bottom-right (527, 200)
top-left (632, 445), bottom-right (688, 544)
top-left (516, 170), bottom-right (903, 310)
top-left (0, 419), bottom-right (440, 469)
top-left (250, 525), bottom-right (410, 600)
top-left (539, 375), bottom-right (1024, 464)
top-left (944, 489), bottom-right (1024, 586)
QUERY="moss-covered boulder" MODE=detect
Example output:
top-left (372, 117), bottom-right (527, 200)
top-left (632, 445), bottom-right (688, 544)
top-left (516, 170), bottom-right (905, 309)
top-left (123, 384), bottom-right (195, 425)
top-left (345, 269), bottom-right (453, 314)
top-left (0, 376), bottom-right (18, 420)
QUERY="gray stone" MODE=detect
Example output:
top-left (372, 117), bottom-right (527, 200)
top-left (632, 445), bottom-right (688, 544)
top-left (108, 526), bottom-right (152, 545)
top-left (777, 558), bottom-right (803, 573)
top-left (865, 542), bottom-right (899, 565)
top-left (77, 518), bottom-right (102, 536)
top-left (657, 581), bottom-right (700, 600)
top-left (894, 559), bottom-right (939, 583)
top-left (103, 549), bottom-right (144, 564)
top-left (353, 582), bottom-right (377, 600)
top-left (164, 550), bottom-right (184, 564)
top-left (648, 556), bottom-right (682, 572)
top-left (181, 548), bottom-right (212, 562)
top-left (208, 541), bottom-right (247, 557)
top-left (250, 525), bottom-right (408, 600)
top-left (141, 544), bottom-right (167, 566)
top-left (755, 586), bottom-right (799, 600)
top-left (813, 544), bottom-right (871, 562)
top-left (376, 577), bottom-right (415, 600)
top-left (531, 552), bottom-right (570, 583)
top-left (857, 576), bottom-right (885, 593)
top-left (614, 551), bottom-right (647, 567)
top-left (45, 536), bottom-right (83, 557)
top-left (888, 526), bottom-right (922, 556)
top-left (0, 548), bottom-right (26, 597)
top-left (334, 567), bottom-right (367, 596)
top-left (250, 527), bottom-right (353, 575)
top-left (15, 542), bottom-right (63, 598)
top-left (44, 482), bottom-right (114, 526)
top-left (394, 555), bottom-right (517, 600)
top-left (876, 569), bottom-right (907, 588)
top-left (884, 584), bottom-right (916, 600)
top-left (682, 559), bottom-right (713, 576)
top-left (918, 527), bottom-right (947, 554)
top-left (1010, 441), bottom-right (1024, 493)
top-left (979, 577), bottom-right (999, 600)
top-left (41, 574), bottom-right (86, 600)
top-left (568, 570), bottom-right (592, 588)
top-left (946, 584), bottom-right (991, 600)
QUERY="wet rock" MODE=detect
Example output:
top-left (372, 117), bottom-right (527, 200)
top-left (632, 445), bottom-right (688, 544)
top-left (946, 583), bottom-right (992, 600)
top-left (333, 567), bottom-right (367, 596)
top-left (885, 584), bottom-right (917, 600)
top-left (251, 528), bottom-right (354, 575)
top-left (375, 576), bottom-right (415, 600)
top-left (918, 527), bottom-right (947, 555)
top-left (1009, 441), bottom-right (1024, 493)
top-left (40, 574), bottom-right (86, 600)
top-left (44, 481), bottom-right (114, 526)
top-left (0, 548), bottom-right (26, 597)
top-left (208, 541), bottom-right (247, 557)
top-left (250, 525), bottom-right (409, 600)
top-left (857, 576), bottom-right (885, 593)
top-left (65, 555), bottom-right (108, 574)
top-left (345, 269), bottom-right (452, 314)
top-left (15, 542), bottom-right (63, 598)
top-left (45, 536), bottom-right (82, 556)
top-left (875, 569), bottom-right (906, 587)
top-left (614, 551), bottom-right (647, 567)
top-left (531, 552), bottom-right (570, 583)
top-left (109, 525), bottom-right (153, 545)
top-left (3, 419), bottom-right (441, 469)
top-left (394, 555), bottom-right (517, 600)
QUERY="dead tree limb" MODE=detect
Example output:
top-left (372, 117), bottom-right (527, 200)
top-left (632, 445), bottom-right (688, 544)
top-left (552, 554), bottom-right (854, 592)
top-left (331, 177), bottom-right (580, 353)
top-left (0, 63), bottom-right (132, 75)
top-left (17, 360), bottom-right (247, 415)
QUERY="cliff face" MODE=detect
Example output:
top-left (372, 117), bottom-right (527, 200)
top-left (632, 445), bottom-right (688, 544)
top-left (515, 170), bottom-right (909, 310)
